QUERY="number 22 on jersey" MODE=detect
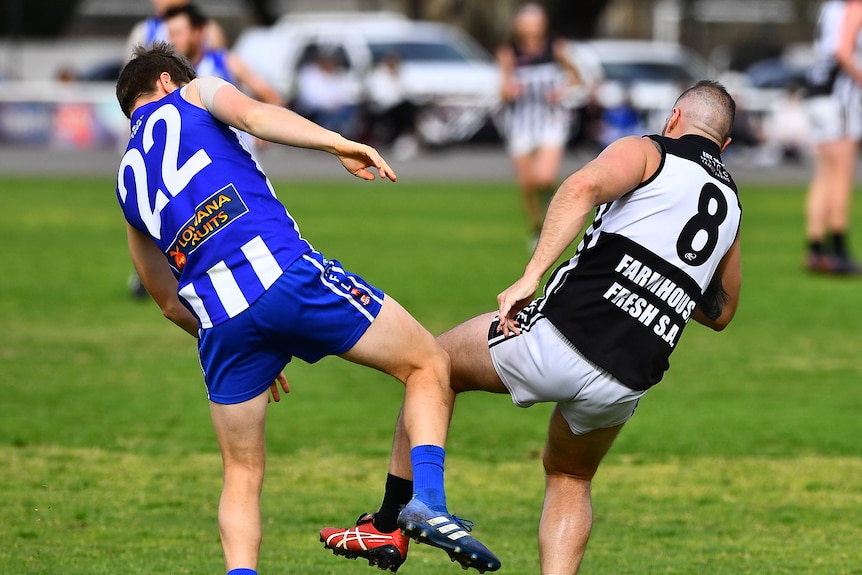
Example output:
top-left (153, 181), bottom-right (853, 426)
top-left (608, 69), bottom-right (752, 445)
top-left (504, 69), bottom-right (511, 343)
top-left (118, 104), bottom-right (212, 240)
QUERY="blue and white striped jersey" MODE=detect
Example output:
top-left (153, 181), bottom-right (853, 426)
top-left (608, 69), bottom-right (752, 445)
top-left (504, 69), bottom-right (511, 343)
top-left (143, 17), bottom-right (168, 46)
top-left (195, 49), bottom-right (233, 84)
top-left (116, 87), bottom-right (311, 329)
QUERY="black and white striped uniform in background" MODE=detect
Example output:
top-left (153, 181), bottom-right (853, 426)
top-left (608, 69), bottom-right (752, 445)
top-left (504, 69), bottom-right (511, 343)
top-left (496, 39), bottom-right (572, 156)
top-left (535, 134), bottom-right (742, 391)
top-left (806, 0), bottom-right (862, 142)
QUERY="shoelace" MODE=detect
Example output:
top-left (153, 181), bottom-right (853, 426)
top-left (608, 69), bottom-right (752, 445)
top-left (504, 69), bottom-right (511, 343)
top-left (449, 515), bottom-right (474, 532)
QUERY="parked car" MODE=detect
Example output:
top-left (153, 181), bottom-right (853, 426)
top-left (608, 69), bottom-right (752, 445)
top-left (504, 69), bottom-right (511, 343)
top-left (76, 59), bottom-right (123, 82)
top-left (731, 46), bottom-right (812, 112)
top-left (233, 11), bottom-right (501, 145)
top-left (728, 48), bottom-right (814, 162)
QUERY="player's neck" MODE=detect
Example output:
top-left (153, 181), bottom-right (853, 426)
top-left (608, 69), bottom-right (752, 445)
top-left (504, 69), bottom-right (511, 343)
top-left (131, 85), bottom-right (176, 115)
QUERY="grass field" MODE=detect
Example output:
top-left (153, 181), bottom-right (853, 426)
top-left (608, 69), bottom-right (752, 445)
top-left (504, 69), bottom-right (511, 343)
top-left (1, 173), bottom-right (862, 574)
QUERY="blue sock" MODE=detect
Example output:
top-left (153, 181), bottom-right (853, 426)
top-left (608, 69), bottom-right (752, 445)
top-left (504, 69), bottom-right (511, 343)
top-left (411, 444), bottom-right (447, 512)
top-left (227, 569), bottom-right (257, 575)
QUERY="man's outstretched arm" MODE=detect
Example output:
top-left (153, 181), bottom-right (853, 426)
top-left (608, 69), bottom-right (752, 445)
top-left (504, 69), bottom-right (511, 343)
top-left (184, 77), bottom-right (395, 182)
top-left (497, 136), bottom-right (661, 335)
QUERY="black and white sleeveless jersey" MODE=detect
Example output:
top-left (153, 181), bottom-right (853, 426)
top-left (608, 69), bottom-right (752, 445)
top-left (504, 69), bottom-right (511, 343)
top-left (538, 134), bottom-right (742, 391)
top-left (497, 39), bottom-right (570, 139)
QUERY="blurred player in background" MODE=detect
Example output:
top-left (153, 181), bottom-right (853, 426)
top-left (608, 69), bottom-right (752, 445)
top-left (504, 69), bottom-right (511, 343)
top-left (321, 81), bottom-right (741, 575)
top-left (804, 0), bottom-right (862, 274)
top-left (125, 0), bottom-right (225, 58)
top-left (164, 4), bottom-right (284, 107)
top-left (115, 43), bottom-right (499, 575)
top-left (496, 3), bottom-right (581, 247)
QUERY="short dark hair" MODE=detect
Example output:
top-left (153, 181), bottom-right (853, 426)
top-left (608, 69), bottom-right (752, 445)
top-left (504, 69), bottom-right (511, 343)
top-left (116, 42), bottom-right (197, 118)
top-left (163, 3), bottom-right (208, 30)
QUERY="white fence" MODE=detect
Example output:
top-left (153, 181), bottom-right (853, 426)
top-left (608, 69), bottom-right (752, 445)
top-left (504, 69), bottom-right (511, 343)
top-left (0, 81), bottom-right (126, 148)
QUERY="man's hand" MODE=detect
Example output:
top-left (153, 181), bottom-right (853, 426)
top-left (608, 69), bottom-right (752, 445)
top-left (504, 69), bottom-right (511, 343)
top-left (268, 372), bottom-right (290, 403)
top-left (496, 275), bottom-right (541, 336)
top-left (335, 140), bottom-right (397, 182)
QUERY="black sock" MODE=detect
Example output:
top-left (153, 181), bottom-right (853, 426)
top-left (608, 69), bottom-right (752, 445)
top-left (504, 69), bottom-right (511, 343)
top-left (809, 240), bottom-right (824, 255)
top-left (831, 232), bottom-right (847, 257)
top-left (374, 474), bottom-right (413, 533)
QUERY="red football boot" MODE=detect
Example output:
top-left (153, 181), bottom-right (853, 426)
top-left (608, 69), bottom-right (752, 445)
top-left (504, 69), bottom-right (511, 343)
top-left (321, 513), bottom-right (409, 573)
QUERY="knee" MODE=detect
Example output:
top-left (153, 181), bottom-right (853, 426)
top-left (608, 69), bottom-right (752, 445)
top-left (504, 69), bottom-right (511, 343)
top-left (223, 455), bottom-right (265, 475)
top-left (401, 339), bottom-right (450, 388)
top-left (534, 174), bottom-right (557, 191)
top-left (543, 449), bottom-right (598, 483)
top-left (222, 448), bottom-right (266, 480)
top-left (424, 344), bottom-right (451, 384)
top-left (222, 463), bottom-right (265, 496)
top-left (543, 464), bottom-right (595, 485)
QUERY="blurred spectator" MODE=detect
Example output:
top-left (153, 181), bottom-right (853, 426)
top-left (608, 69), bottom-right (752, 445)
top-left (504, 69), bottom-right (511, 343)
top-left (55, 65), bottom-right (77, 83)
top-left (763, 83), bottom-right (809, 164)
top-left (164, 4), bottom-right (283, 106)
top-left (125, 0), bottom-right (225, 59)
top-left (803, 0), bottom-right (862, 274)
top-left (51, 65), bottom-right (96, 148)
top-left (294, 46), bottom-right (362, 138)
top-left (571, 88), bottom-right (604, 150)
top-left (365, 51), bottom-right (419, 159)
top-left (495, 3), bottom-right (581, 244)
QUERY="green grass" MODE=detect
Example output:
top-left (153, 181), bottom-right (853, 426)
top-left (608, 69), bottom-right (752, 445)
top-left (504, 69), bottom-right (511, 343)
top-left (1, 175), bottom-right (862, 574)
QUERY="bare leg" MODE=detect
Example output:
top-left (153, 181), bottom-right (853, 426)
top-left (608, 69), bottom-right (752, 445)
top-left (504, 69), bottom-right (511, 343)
top-left (532, 144), bottom-right (565, 192)
top-left (323, 309), bottom-right (504, 571)
top-left (386, 311), bottom-right (508, 479)
top-left (512, 152), bottom-right (543, 234)
top-left (826, 139), bottom-right (858, 233)
top-left (387, 409), bottom-right (412, 480)
top-left (440, 311), bottom-right (510, 394)
top-left (341, 295), bottom-right (452, 451)
top-left (806, 140), bottom-right (853, 241)
top-left (209, 391), bottom-right (270, 571)
top-left (539, 406), bottom-right (623, 575)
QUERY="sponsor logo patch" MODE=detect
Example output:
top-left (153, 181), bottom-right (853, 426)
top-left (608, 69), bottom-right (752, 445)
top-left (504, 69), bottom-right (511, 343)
top-left (167, 183), bottom-right (248, 271)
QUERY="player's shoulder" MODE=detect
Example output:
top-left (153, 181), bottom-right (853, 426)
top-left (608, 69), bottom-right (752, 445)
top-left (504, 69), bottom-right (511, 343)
top-left (602, 135), bottom-right (662, 162)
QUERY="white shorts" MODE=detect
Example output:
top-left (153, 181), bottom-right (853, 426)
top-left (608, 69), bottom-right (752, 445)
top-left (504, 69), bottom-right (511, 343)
top-left (807, 88), bottom-right (862, 143)
top-left (505, 121), bottom-right (571, 157)
top-left (488, 315), bottom-right (645, 435)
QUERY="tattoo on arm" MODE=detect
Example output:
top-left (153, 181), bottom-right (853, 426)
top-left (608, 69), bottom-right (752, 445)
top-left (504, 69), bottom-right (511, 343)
top-left (698, 275), bottom-right (729, 320)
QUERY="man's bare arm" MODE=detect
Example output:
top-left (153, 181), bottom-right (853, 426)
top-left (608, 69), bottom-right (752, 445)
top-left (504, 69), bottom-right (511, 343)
top-left (126, 223), bottom-right (198, 337)
top-left (497, 136), bottom-right (661, 334)
top-left (185, 77), bottom-right (394, 182)
top-left (836, 1), bottom-right (862, 86)
top-left (692, 233), bottom-right (741, 331)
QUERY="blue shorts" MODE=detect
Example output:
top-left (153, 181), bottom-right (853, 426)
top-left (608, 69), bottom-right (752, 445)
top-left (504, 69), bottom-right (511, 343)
top-left (197, 251), bottom-right (384, 404)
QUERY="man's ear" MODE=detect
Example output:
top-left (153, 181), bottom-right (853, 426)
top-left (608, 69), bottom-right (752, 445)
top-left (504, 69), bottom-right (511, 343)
top-left (158, 71), bottom-right (174, 91)
top-left (666, 107), bottom-right (681, 134)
